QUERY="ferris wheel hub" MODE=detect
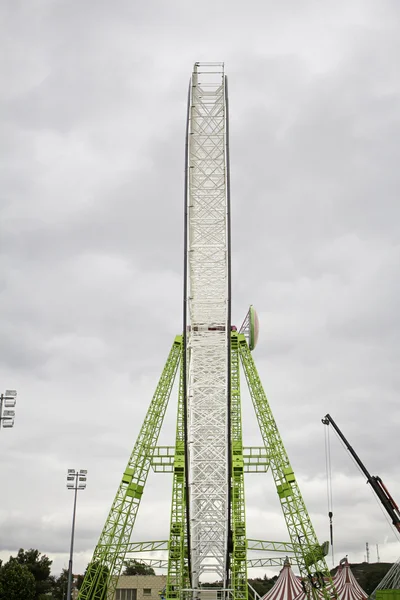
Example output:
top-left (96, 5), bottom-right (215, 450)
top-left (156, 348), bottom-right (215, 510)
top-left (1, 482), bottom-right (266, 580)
top-left (239, 305), bottom-right (259, 351)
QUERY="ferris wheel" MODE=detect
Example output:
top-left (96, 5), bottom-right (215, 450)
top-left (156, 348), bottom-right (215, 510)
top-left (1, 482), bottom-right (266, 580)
top-left (184, 62), bottom-right (231, 589)
top-left (78, 63), bottom-right (336, 600)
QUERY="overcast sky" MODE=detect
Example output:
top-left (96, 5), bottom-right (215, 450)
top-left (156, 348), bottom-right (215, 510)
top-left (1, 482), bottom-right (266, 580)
top-left (1, 0), bottom-right (400, 581)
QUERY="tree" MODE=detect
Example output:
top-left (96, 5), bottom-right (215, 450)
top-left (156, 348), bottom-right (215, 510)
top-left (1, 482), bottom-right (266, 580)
top-left (0, 560), bottom-right (36, 600)
top-left (123, 560), bottom-right (156, 576)
top-left (247, 575), bottom-right (278, 597)
top-left (17, 548), bottom-right (52, 597)
top-left (50, 568), bottom-right (69, 600)
top-left (14, 548), bottom-right (52, 599)
top-left (76, 572), bottom-right (85, 590)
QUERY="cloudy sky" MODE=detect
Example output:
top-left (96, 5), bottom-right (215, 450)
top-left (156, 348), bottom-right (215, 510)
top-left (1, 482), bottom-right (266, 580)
top-left (1, 0), bottom-right (400, 581)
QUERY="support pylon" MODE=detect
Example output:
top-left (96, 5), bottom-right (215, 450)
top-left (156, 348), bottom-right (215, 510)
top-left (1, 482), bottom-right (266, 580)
top-left (166, 344), bottom-right (190, 600)
top-left (78, 331), bottom-right (336, 600)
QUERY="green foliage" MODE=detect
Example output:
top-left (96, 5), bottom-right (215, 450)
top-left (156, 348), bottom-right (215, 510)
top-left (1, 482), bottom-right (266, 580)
top-left (0, 560), bottom-right (36, 600)
top-left (201, 580), bottom-right (223, 588)
top-left (14, 548), bottom-right (52, 599)
top-left (76, 572), bottom-right (85, 590)
top-left (50, 568), bottom-right (69, 600)
top-left (123, 560), bottom-right (156, 576)
top-left (248, 575), bottom-right (278, 597)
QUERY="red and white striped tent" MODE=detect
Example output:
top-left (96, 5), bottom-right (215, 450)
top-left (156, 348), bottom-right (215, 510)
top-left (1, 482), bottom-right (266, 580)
top-left (332, 558), bottom-right (367, 600)
top-left (261, 557), bottom-right (367, 600)
top-left (261, 560), bottom-right (304, 600)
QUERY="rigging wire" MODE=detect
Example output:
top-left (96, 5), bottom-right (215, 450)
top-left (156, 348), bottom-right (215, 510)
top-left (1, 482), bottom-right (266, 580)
top-left (324, 423), bottom-right (335, 566)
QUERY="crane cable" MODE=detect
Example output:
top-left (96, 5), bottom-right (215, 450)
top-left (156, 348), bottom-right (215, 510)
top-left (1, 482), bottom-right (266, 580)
top-left (324, 423), bottom-right (335, 566)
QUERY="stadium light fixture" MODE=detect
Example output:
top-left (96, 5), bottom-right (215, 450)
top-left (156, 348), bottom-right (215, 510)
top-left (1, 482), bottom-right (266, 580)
top-left (0, 390), bottom-right (17, 431)
top-left (66, 468), bottom-right (87, 600)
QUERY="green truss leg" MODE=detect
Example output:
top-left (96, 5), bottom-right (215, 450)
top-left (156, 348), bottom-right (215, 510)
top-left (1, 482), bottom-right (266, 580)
top-left (231, 332), bottom-right (248, 600)
top-left (166, 345), bottom-right (189, 600)
top-left (78, 336), bottom-right (182, 600)
top-left (238, 334), bottom-right (336, 600)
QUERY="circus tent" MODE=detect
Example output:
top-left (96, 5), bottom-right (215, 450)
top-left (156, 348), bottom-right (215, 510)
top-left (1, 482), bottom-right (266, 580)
top-left (333, 558), bottom-right (368, 600)
top-left (261, 559), bottom-right (304, 600)
top-left (261, 557), bottom-right (368, 600)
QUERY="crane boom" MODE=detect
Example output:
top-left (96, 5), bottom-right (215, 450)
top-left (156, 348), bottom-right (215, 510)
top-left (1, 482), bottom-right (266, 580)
top-left (322, 414), bottom-right (400, 533)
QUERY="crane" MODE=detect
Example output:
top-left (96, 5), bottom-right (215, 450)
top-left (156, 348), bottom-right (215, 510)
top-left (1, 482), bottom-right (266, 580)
top-left (322, 414), bottom-right (400, 533)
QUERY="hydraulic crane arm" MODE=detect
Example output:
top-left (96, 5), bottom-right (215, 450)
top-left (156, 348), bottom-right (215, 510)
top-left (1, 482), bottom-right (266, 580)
top-left (322, 414), bottom-right (400, 533)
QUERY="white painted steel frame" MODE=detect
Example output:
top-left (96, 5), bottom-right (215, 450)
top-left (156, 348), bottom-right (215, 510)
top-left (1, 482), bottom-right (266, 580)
top-left (186, 62), bottom-right (229, 588)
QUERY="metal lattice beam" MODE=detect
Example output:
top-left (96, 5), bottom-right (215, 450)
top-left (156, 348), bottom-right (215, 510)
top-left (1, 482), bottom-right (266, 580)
top-left (247, 558), bottom-right (289, 569)
top-left (231, 332), bottom-right (248, 600)
top-left (122, 557), bottom-right (292, 571)
top-left (247, 539), bottom-right (296, 554)
top-left (186, 62), bottom-right (229, 588)
top-left (124, 541), bottom-right (169, 553)
top-left (151, 447), bottom-right (269, 473)
top-left (167, 352), bottom-right (190, 600)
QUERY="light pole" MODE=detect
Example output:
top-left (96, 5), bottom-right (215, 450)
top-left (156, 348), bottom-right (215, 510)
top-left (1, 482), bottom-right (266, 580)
top-left (0, 389), bottom-right (17, 431)
top-left (66, 469), bottom-right (87, 600)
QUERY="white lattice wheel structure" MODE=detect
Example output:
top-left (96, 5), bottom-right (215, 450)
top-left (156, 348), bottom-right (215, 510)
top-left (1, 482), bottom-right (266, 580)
top-left (185, 62), bottom-right (230, 589)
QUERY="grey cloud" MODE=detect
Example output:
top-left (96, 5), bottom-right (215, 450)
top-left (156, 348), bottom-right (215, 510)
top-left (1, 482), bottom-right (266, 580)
top-left (1, 0), bottom-right (400, 578)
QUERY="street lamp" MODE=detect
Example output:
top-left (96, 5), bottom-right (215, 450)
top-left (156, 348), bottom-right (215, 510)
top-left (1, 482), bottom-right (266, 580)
top-left (0, 390), bottom-right (17, 431)
top-left (66, 469), bottom-right (87, 600)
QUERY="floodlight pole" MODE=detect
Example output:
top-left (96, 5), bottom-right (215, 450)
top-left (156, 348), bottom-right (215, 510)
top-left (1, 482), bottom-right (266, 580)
top-left (67, 470), bottom-right (87, 600)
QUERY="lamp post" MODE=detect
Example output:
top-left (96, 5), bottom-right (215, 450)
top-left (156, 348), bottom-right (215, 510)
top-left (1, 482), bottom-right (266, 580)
top-left (0, 389), bottom-right (17, 431)
top-left (66, 469), bottom-right (87, 600)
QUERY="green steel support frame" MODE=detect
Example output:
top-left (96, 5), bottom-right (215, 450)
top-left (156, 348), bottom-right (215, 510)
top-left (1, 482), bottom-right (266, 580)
top-left (230, 332), bottom-right (248, 600)
top-left (166, 347), bottom-right (190, 600)
top-left (79, 333), bottom-right (336, 600)
top-left (78, 336), bottom-right (182, 600)
top-left (238, 334), bottom-right (336, 600)
top-left (151, 447), bottom-right (269, 473)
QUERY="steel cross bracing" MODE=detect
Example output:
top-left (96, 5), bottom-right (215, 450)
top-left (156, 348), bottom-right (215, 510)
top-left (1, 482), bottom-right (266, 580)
top-left (247, 558), bottom-right (289, 569)
top-left (247, 539), bottom-right (296, 554)
top-left (238, 335), bottom-right (336, 600)
top-left (77, 337), bottom-right (182, 600)
top-left (166, 352), bottom-right (190, 600)
top-left (117, 557), bottom-right (295, 571)
top-left (186, 62), bottom-right (229, 587)
top-left (151, 447), bottom-right (269, 473)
